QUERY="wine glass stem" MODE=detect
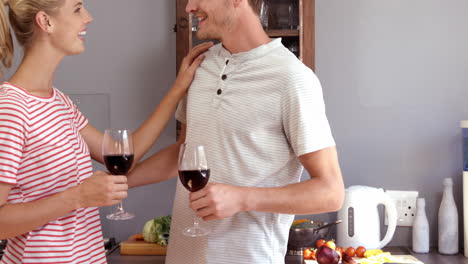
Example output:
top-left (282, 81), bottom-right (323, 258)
top-left (117, 202), bottom-right (124, 213)
top-left (193, 215), bottom-right (201, 228)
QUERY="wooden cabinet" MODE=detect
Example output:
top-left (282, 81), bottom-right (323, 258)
top-left (175, 0), bottom-right (315, 71)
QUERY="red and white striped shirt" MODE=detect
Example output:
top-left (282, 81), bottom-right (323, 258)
top-left (0, 83), bottom-right (106, 264)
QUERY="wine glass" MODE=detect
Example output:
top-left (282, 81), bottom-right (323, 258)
top-left (178, 143), bottom-right (210, 237)
top-left (102, 129), bottom-right (135, 220)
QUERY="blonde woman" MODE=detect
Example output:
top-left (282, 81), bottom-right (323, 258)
top-left (0, 0), bottom-right (211, 263)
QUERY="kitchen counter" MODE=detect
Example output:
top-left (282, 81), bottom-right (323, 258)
top-left (381, 246), bottom-right (468, 264)
top-left (106, 246), bottom-right (468, 264)
top-left (411, 248), bottom-right (468, 264)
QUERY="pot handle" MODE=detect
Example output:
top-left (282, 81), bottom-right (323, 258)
top-left (377, 193), bottom-right (398, 249)
top-left (314, 220), bottom-right (343, 232)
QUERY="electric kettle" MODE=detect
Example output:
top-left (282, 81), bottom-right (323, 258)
top-left (336, 185), bottom-right (397, 249)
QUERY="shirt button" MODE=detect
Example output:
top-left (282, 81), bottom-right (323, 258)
top-left (221, 74), bottom-right (227, 80)
top-left (217, 89), bottom-right (222, 95)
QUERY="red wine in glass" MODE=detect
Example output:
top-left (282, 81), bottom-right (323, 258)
top-left (103, 154), bottom-right (134, 175)
top-left (102, 129), bottom-right (135, 220)
top-left (178, 169), bottom-right (210, 192)
top-left (178, 143), bottom-right (211, 236)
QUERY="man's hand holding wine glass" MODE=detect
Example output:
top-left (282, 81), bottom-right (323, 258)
top-left (178, 143), bottom-right (211, 236)
top-left (189, 182), bottom-right (247, 221)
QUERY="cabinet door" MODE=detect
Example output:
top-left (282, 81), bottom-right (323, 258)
top-left (301, 0), bottom-right (315, 70)
top-left (176, 0), bottom-right (190, 72)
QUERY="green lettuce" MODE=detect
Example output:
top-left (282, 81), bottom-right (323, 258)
top-left (142, 215), bottom-right (172, 246)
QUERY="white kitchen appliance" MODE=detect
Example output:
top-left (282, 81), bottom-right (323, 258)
top-left (337, 185), bottom-right (398, 249)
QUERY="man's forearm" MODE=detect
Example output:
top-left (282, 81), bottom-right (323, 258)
top-left (242, 148), bottom-right (344, 215)
top-left (190, 147), bottom-right (344, 221)
top-left (242, 177), bottom-right (344, 215)
top-left (127, 142), bottom-right (181, 188)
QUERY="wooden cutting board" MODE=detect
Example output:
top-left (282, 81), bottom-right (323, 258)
top-left (120, 235), bottom-right (167, 255)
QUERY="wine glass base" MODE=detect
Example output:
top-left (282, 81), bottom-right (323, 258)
top-left (183, 226), bottom-right (210, 237)
top-left (107, 211), bottom-right (135, 220)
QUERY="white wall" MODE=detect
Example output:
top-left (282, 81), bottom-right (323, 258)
top-left (315, 0), bottom-right (468, 246)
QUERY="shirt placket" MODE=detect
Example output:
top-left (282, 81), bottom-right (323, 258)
top-left (211, 57), bottom-right (233, 108)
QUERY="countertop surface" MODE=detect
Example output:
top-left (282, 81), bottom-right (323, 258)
top-left (107, 246), bottom-right (468, 264)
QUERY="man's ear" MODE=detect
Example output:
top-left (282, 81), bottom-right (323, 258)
top-left (232, 0), bottom-right (243, 8)
top-left (35, 11), bottom-right (54, 33)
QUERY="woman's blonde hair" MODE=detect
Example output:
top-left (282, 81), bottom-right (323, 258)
top-left (0, 0), bottom-right (64, 77)
top-left (0, 2), bottom-right (13, 77)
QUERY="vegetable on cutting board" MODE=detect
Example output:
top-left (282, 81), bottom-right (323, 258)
top-left (142, 215), bottom-right (172, 246)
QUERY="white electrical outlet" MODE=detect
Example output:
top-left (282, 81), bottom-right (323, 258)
top-left (385, 190), bottom-right (419, 227)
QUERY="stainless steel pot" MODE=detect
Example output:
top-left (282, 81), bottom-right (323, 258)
top-left (287, 220), bottom-right (342, 255)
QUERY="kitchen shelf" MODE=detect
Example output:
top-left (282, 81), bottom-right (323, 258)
top-left (266, 29), bottom-right (300, 37)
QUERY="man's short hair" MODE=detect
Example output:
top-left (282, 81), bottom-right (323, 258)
top-left (248, 0), bottom-right (263, 16)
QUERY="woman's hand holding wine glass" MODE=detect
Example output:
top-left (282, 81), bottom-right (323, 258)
top-left (102, 129), bottom-right (135, 220)
top-left (77, 170), bottom-right (128, 208)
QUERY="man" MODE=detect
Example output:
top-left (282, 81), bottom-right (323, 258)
top-left (130, 0), bottom-right (344, 263)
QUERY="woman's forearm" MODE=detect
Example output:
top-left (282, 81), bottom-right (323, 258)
top-left (131, 42), bottom-right (211, 162)
top-left (0, 186), bottom-right (80, 239)
top-left (132, 86), bottom-right (185, 162)
top-left (0, 170), bottom-right (128, 239)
